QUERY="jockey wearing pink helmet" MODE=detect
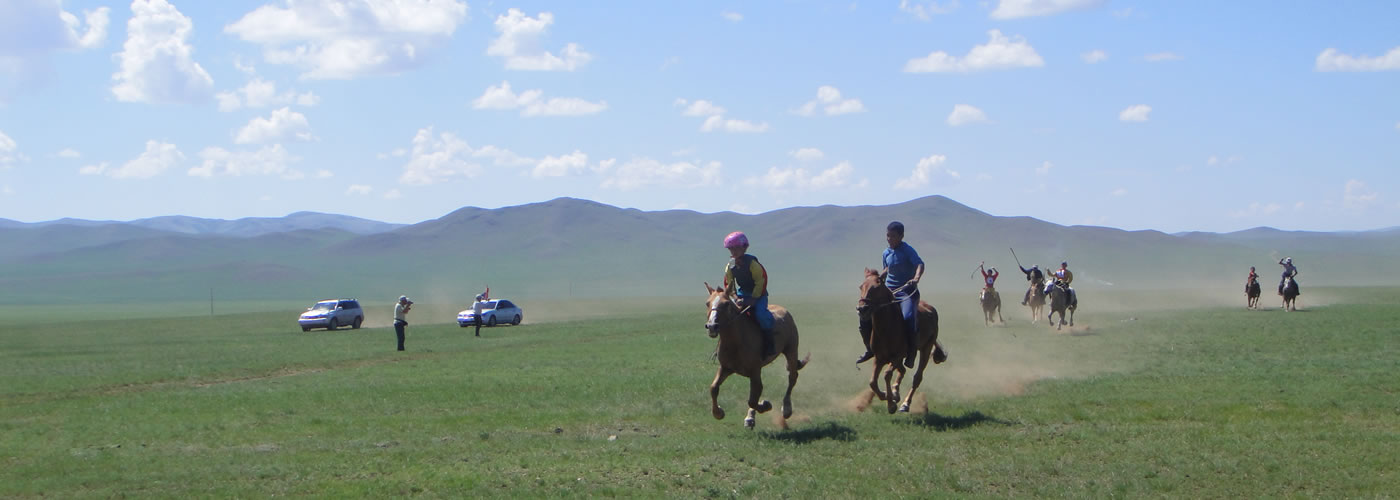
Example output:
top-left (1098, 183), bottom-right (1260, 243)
top-left (720, 231), bottom-right (775, 357)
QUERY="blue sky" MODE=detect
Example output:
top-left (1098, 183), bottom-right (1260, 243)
top-left (0, 0), bottom-right (1396, 232)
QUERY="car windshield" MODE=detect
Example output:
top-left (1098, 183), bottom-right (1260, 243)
top-left (311, 302), bottom-right (336, 311)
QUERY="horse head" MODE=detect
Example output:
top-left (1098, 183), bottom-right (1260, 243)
top-left (856, 268), bottom-right (892, 317)
top-left (703, 282), bottom-right (739, 338)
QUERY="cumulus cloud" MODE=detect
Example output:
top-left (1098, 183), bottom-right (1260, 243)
top-left (471, 81), bottom-right (607, 117)
top-left (56, 148), bottom-right (81, 159)
top-left (1119, 104), bottom-right (1151, 122)
top-left (188, 144), bottom-right (300, 178)
top-left (990, 0), bottom-right (1102, 19)
top-left (1343, 180), bottom-right (1378, 209)
top-left (793, 86), bottom-right (866, 117)
top-left (0, 130), bottom-right (24, 167)
top-left (80, 140), bottom-right (183, 179)
top-left (531, 150), bottom-right (594, 178)
top-left (790, 148), bottom-right (825, 162)
top-left (904, 30), bottom-right (1044, 73)
top-left (899, 0), bottom-right (959, 20)
top-left (675, 98), bottom-right (726, 117)
top-left (745, 161), bottom-right (865, 192)
top-left (1315, 46), bottom-right (1400, 72)
top-left (235, 107), bottom-right (314, 144)
top-left (1110, 187), bottom-right (1127, 197)
top-left (215, 77), bottom-right (319, 112)
top-left (1081, 49), bottom-right (1107, 64)
top-left (225, 0), bottom-right (468, 80)
top-left (700, 116), bottom-right (769, 133)
top-left (600, 158), bottom-right (722, 190)
top-left (1144, 52), bottom-right (1183, 62)
top-left (721, 11), bottom-right (743, 22)
top-left (382, 188), bottom-right (401, 200)
top-left (346, 184), bottom-right (372, 195)
top-left (0, 0), bottom-right (110, 97)
top-left (486, 9), bottom-right (591, 71)
top-left (111, 0), bottom-right (213, 104)
top-left (895, 154), bottom-right (959, 190)
top-left (397, 127), bottom-right (532, 185)
top-left (946, 104), bottom-right (989, 126)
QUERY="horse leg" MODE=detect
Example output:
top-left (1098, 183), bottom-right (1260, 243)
top-left (884, 365), bottom-right (900, 414)
top-left (1069, 307), bottom-right (1075, 327)
top-left (899, 346), bottom-right (932, 413)
top-left (869, 361), bottom-right (889, 402)
top-left (781, 353), bottom-right (800, 419)
top-left (709, 367), bottom-right (733, 420)
top-left (745, 374), bottom-right (771, 429)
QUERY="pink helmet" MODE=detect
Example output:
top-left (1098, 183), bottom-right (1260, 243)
top-left (723, 231), bottom-right (749, 249)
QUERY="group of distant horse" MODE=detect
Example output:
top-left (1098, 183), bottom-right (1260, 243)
top-left (980, 276), bottom-right (1077, 330)
top-left (1246, 275), bottom-right (1300, 311)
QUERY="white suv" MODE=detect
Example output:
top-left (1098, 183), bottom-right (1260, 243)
top-left (298, 299), bottom-right (364, 331)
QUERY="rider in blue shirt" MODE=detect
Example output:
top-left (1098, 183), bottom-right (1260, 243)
top-left (857, 221), bottom-right (925, 368)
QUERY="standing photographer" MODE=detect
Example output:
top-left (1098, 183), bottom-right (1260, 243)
top-left (394, 295), bottom-right (413, 351)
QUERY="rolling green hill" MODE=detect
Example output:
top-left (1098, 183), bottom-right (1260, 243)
top-left (2, 196), bottom-right (1397, 305)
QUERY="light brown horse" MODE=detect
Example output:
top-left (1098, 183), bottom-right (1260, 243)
top-left (1027, 277), bottom-right (1046, 323)
top-left (856, 269), bottom-right (949, 414)
top-left (979, 287), bottom-right (1003, 325)
top-left (703, 283), bottom-right (810, 429)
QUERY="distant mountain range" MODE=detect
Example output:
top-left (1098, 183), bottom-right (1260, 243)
top-left (2, 196), bottom-right (1396, 305)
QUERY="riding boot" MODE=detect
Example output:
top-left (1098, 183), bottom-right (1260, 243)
top-left (903, 332), bottom-right (917, 368)
top-left (1021, 288), bottom-right (1030, 305)
top-left (855, 316), bottom-right (874, 364)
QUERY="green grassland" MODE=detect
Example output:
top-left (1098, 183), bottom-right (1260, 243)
top-left (2, 288), bottom-right (1397, 497)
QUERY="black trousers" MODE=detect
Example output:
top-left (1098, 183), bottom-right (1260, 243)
top-left (394, 320), bottom-right (406, 350)
top-left (474, 316), bottom-right (482, 336)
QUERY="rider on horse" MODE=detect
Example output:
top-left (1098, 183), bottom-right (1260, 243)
top-left (1247, 266), bottom-right (1258, 290)
top-left (979, 262), bottom-right (998, 299)
top-left (722, 231), bottom-right (776, 358)
top-left (1277, 257), bottom-right (1299, 296)
top-left (1051, 261), bottom-right (1077, 308)
top-left (856, 221), bottom-right (924, 368)
top-left (1019, 264), bottom-right (1043, 305)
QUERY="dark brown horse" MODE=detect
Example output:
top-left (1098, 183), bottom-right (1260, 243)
top-left (980, 287), bottom-right (1003, 325)
top-left (1281, 276), bottom-right (1299, 311)
top-left (1027, 277), bottom-right (1046, 323)
top-left (703, 283), bottom-right (810, 429)
top-left (1046, 281), bottom-right (1076, 330)
top-left (1246, 277), bottom-right (1261, 309)
top-left (856, 269), bottom-right (948, 413)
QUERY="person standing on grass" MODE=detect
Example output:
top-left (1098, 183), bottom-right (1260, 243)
top-left (470, 287), bottom-right (489, 337)
top-left (857, 221), bottom-right (924, 368)
top-left (394, 295), bottom-right (412, 351)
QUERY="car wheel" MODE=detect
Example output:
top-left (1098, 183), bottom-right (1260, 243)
top-left (301, 327), bottom-right (310, 332)
top-left (512, 314), bottom-right (521, 326)
top-left (486, 316), bottom-right (497, 327)
top-left (327, 318), bottom-right (338, 331)
top-left (352, 316), bottom-right (363, 329)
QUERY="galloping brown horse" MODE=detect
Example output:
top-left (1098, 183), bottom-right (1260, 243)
top-left (1047, 281), bottom-right (1076, 330)
top-left (703, 283), bottom-right (810, 429)
top-left (1027, 277), bottom-right (1046, 323)
top-left (856, 269), bottom-right (948, 414)
top-left (1281, 276), bottom-right (1299, 311)
top-left (1246, 277), bottom-right (1261, 309)
top-left (980, 288), bottom-right (1003, 325)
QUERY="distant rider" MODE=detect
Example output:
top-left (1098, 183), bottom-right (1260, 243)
top-left (857, 221), bottom-right (924, 368)
top-left (979, 262), bottom-right (998, 300)
top-left (1019, 264), bottom-right (1044, 305)
top-left (1277, 257), bottom-right (1299, 295)
top-left (1246, 266), bottom-right (1258, 292)
top-left (722, 231), bottom-right (776, 358)
top-left (1052, 261), bottom-right (1077, 307)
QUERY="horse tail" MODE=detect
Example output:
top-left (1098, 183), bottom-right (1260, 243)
top-left (796, 352), bottom-right (812, 371)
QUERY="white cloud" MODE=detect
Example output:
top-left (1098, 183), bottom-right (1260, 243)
top-left (904, 30), bottom-right (1044, 73)
top-left (700, 115), bottom-right (769, 133)
top-left (946, 104), bottom-right (989, 126)
top-left (111, 0), bottom-right (213, 104)
top-left (56, 148), bottom-right (81, 159)
top-left (235, 107), bottom-right (314, 144)
top-left (790, 148), bottom-right (825, 162)
top-left (0, 1), bottom-right (109, 94)
top-left (1119, 104), bottom-right (1151, 122)
top-left (346, 184), bottom-right (372, 195)
top-left (486, 9), bottom-right (591, 71)
top-left (1231, 202), bottom-right (1282, 218)
top-left (532, 150), bottom-right (591, 178)
top-left (745, 161), bottom-right (863, 192)
top-left (1110, 187), bottom-right (1127, 197)
top-left (382, 188), bottom-right (401, 200)
top-left (215, 77), bottom-right (320, 112)
top-left (225, 0), bottom-right (468, 80)
top-left (675, 98), bottom-right (726, 117)
top-left (397, 127), bottom-right (532, 185)
top-left (471, 81), bottom-right (606, 117)
top-left (600, 158), bottom-right (722, 191)
top-left (895, 154), bottom-right (959, 190)
top-left (899, 0), bottom-right (959, 20)
top-left (315, 169), bottom-right (332, 178)
top-left (1144, 52), bottom-right (1183, 62)
top-left (1315, 46), bottom-right (1400, 72)
top-left (81, 140), bottom-right (183, 179)
top-left (188, 144), bottom-right (300, 178)
top-left (1, 185), bottom-right (11, 196)
top-left (0, 130), bottom-right (22, 167)
top-left (990, 0), bottom-right (1102, 19)
top-left (1207, 154), bottom-right (1243, 167)
top-left (1343, 179), bottom-right (1378, 209)
top-left (1395, 122), bottom-right (1400, 132)
top-left (1081, 49), bottom-right (1107, 64)
top-left (721, 11), bottom-right (743, 22)
top-left (1035, 161), bottom-right (1052, 175)
top-left (794, 86), bottom-right (866, 117)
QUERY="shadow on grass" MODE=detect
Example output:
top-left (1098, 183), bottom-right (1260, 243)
top-left (901, 410), bottom-right (1013, 432)
top-left (759, 422), bottom-right (857, 444)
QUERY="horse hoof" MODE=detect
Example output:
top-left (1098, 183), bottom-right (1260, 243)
top-left (743, 417), bottom-right (755, 429)
top-left (899, 403), bottom-right (910, 413)
top-left (713, 407), bottom-right (725, 420)
top-left (757, 400), bottom-right (772, 413)
top-left (782, 404), bottom-right (793, 419)
top-left (886, 401), bottom-right (898, 414)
